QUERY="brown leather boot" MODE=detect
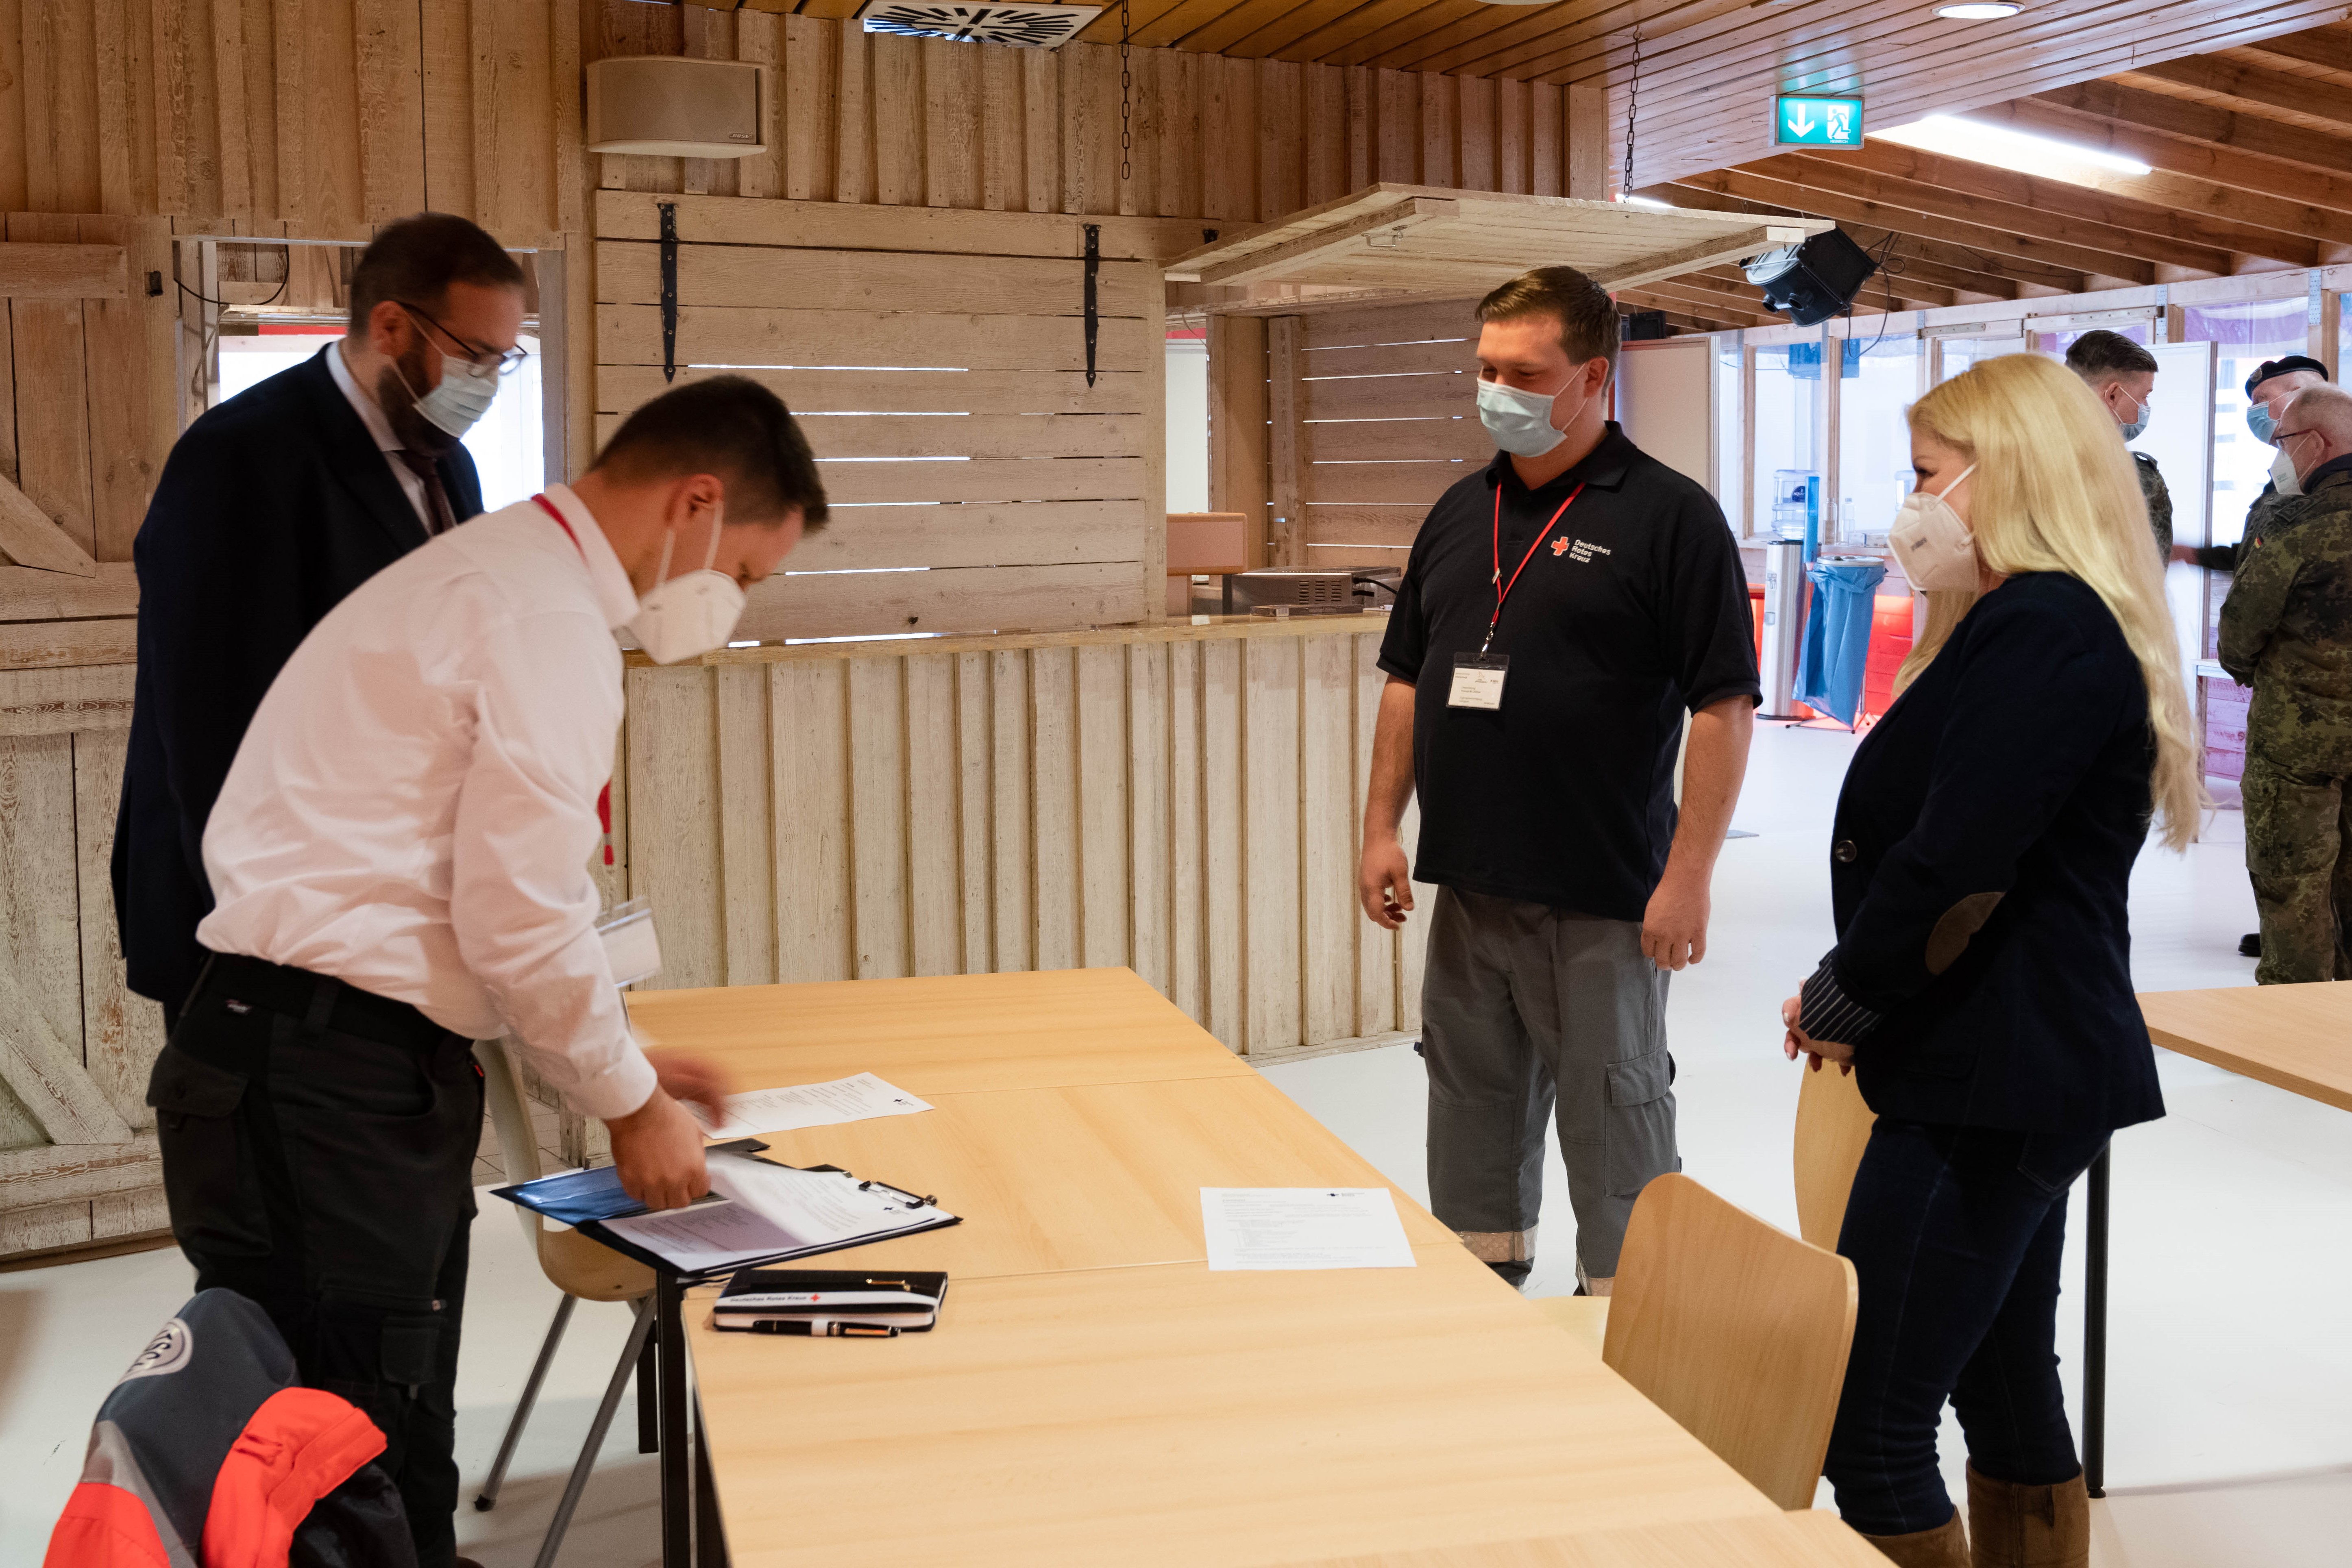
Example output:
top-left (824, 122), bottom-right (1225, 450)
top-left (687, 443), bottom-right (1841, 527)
top-left (1859, 1507), bottom-right (1970, 1566)
top-left (1965, 1464), bottom-right (2090, 1568)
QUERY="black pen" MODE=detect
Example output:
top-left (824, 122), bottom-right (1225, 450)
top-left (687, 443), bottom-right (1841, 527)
top-left (747, 1319), bottom-right (899, 1337)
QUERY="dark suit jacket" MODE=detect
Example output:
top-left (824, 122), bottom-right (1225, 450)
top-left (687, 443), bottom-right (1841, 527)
top-left (113, 346), bottom-right (485, 1009)
top-left (1800, 572), bottom-right (2166, 1134)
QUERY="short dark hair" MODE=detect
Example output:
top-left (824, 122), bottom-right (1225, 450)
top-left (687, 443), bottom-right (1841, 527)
top-left (2065, 329), bottom-right (2157, 382)
top-left (1476, 266), bottom-right (1620, 376)
top-left (590, 376), bottom-right (830, 531)
top-left (347, 212), bottom-right (526, 333)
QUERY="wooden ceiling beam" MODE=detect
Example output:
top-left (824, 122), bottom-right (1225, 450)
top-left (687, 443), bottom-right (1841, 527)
top-left (2030, 79), bottom-right (2352, 181)
top-left (1971, 98), bottom-right (2352, 219)
top-left (1794, 144), bottom-right (2313, 268)
top-left (1730, 157), bottom-right (2221, 279)
top-left (1651, 182), bottom-right (2054, 297)
top-left (2130, 56), bottom-right (2352, 128)
top-left (2237, 21), bottom-right (2352, 73)
top-left (1614, 287), bottom-right (1763, 333)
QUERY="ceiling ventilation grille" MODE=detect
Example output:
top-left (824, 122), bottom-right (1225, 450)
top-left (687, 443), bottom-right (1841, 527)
top-left (861, 4), bottom-right (1102, 47)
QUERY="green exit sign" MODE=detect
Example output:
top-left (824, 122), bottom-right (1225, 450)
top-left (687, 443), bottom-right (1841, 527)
top-left (1774, 95), bottom-right (1864, 148)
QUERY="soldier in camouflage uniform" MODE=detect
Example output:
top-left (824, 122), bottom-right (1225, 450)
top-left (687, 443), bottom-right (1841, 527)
top-left (2180, 356), bottom-right (2332, 574)
top-left (2219, 384), bottom-right (2352, 984)
top-left (2066, 330), bottom-right (2171, 557)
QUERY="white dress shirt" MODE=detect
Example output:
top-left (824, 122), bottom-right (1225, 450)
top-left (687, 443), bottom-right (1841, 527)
top-left (326, 337), bottom-right (433, 533)
top-left (198, 484), bottom-right (658, 1120)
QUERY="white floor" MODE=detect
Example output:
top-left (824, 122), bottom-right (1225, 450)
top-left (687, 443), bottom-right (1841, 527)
top-left (6, 721), bottom-right (2348, 1566)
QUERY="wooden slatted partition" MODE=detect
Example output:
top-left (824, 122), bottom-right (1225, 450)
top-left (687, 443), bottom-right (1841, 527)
top-left (1288, 299), bottom-right (1485, 567)
top-left (594, 192), bottom-right (1190, 640)
top-left (619, 620), bottom-right (1424, 1056)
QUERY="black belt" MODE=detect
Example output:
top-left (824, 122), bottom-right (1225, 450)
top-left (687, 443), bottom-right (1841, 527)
top-left (194, 951), bottom-right (467, 1055)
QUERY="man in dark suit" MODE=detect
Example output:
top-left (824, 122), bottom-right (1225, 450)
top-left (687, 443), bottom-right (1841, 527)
top-left (116, 212), bottom-right (528, 1025)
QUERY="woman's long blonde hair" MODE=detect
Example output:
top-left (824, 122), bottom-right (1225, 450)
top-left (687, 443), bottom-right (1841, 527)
top-left (1896, 352), bottom-right (2203, 850)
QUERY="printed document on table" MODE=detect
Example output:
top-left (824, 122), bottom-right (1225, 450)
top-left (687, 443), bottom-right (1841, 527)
top-left (1200, 1187), bottom-right (1416, 1270)
top-left (690, 1073), bottom-right (934, 1140)
top-left (597, 1152), bottom-right (948, 1274)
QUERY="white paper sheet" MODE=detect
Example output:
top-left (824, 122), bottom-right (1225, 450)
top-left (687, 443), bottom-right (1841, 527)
top-left (1200, 1187), bottom-right (1417, 1271)
top-left (596, 1152), bottom-right (948, 1273)
top-left (690, 1073), bottom-right (935, 1140)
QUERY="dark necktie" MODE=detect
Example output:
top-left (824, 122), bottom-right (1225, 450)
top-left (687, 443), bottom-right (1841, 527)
top-left (393, 449), bottom-right (458, 537)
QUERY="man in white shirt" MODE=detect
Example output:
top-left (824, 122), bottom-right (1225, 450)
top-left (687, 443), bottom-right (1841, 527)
top-left (147, 376), bottom-right (826, 1568)
top-left (118, 213), bottom-right (527, 1029)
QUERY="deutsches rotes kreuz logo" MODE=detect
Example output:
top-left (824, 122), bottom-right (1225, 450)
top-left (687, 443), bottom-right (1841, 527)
top-left (121, 1318), bottom-right (195, 1383)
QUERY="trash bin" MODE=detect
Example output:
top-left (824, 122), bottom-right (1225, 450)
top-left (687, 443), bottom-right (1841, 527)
top-left (1795, 555), bottom-right (1888, 727)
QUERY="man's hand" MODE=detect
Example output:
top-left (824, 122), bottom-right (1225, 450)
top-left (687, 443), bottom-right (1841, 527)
top-left (606, 1090), bottom-right (710, 1212)
top-left (1641, 869), bottom-right (1710, 970)
top-left (648, 1050), bottom-right (729, 1129)
top-left (2168, 544), bottom-right (2200, 565)
top-left (1780, 994), bottom-right (1855, 1075)
top-left (1359, 839), bottom-right (1415, 929)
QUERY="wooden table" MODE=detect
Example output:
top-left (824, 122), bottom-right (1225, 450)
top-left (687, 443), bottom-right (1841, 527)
top-left (631, 969), bottom-right (1805, 1567)
top-left (2084, 981), bottom-right (2352, 1495)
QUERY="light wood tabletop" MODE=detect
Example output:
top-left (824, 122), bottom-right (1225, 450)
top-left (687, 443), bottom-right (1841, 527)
top-left (1264, 1508), bottom-right (1888, 1566)
top-left (689, 1248), bottom-right (1779, 1568)
top-left (2137, 981), bottom-right (2352, 1112)
top-left (626, 968), bottom-right (1257, 1097)
top-left (656, 968), bottom-right (1788, 1567)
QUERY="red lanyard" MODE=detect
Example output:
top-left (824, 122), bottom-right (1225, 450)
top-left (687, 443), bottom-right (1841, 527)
top-left (532, 492), bottom-right (585, 561)
top-left (534, 493), bottom-right (614, 867)
top-left (1483, 482), bottom-right (1586, 655)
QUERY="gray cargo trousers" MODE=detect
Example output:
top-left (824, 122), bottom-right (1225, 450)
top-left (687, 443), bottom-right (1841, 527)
top-left (1420, 884), bottom-right (1679, 1286)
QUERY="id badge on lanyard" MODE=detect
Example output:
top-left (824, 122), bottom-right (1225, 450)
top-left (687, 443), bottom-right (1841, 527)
top-left (1449, 483), bottom-right (1585, 713)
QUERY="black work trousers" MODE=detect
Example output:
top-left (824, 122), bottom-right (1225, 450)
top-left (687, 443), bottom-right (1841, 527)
top-left (148, 953), bottom-right (483, 1568)
top-left (1824, 1118), bottom-right (2109, 1536)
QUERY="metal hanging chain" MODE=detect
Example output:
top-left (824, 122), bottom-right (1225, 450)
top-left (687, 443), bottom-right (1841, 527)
top-left (1623, 29), bottom-right (1642, 199)
top-left (1119, 0), bottom-right (1133, 185)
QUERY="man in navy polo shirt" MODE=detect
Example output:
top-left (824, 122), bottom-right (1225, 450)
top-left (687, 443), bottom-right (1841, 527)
top-left (1357, 267), bottom-right (1759, 1294)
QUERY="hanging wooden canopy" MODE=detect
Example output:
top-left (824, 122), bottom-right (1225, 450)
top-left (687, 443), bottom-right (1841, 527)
top-left (1165, 185), bottom-right (1829, 309)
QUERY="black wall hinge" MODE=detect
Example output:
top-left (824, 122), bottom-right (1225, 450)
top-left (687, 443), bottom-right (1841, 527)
top-left (1202, 228), bottom-right (1217, 244)
top-left (659, 201), bottom-right (679, 384)
top-left (146, 270), bottom-right (163, 298)
top-left (1083, 223), bottom-right (1100, 388)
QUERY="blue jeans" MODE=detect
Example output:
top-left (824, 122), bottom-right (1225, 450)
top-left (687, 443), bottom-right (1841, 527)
top-left (1825, 1119), bottom-right (2110, 1535)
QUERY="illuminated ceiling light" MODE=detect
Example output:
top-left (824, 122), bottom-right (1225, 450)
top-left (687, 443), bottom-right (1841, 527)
top-left (1616, 194), bottom-right (1676, 210)
top-left (1934, 2), bottom-right (2021, 15)
top-left (1875, 113), bottom-right (2150, 177)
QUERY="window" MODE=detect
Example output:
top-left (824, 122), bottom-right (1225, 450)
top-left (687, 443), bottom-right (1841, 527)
top-left (2188, 297), bottom-right (2306, 557)
top-left (2030, 320), bottom-right (2150, 358)
top-left (1716, 336), bottom-right (1744, 532)
top-left (1751, 342), bottom-right (1823, 541)
top-left (1931, 333), bottom-right (2023, 385)
top-left (1836, 333), bottom-right (1920, 546)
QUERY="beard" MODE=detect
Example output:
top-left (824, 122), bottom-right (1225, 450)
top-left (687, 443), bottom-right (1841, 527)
top-left (376, 340), bottom-right (460, 460)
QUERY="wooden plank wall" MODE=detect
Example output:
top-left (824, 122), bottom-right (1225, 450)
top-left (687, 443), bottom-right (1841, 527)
top-left (596, 11), bottom-right (1583, 222)
top-left (621, 623), bottom-right (1421, 1056)
top-left (1283, 298), bottom-right (1485, 567)
top-left (593, 191), bottom-right (1178, 639)
top-left (0, 0), bottom-right (579, 246)
top-left (0, 661), bottom-right (159, 1256)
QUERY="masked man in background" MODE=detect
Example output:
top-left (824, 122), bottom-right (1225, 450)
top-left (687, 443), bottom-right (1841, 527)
top-left (118, 213), bottom-right (527, 1030)
top-left (2065, 330), bottom-right (2169, 558)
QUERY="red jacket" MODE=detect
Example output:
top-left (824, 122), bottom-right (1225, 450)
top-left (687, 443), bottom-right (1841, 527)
top-left (46, 1289), bottom-right (414, 1568)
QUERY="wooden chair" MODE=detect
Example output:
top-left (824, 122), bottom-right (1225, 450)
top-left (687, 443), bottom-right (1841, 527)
top-left (1535, 1173), bottom-right (1858, 1511)
top-left (1793, 1062), bottom-right (1877, 1252)
top-left (471, 1040), bottom-right (659, 1568)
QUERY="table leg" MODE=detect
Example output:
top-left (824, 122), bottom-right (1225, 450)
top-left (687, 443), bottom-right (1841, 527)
top-left (658, 1270), bottom-right (692, 1568)
top-left (638, 1311), bottom-right (660, 1454)
top-left (2082, 1142), bottom-right (2110, 1500)
top-left (695, 1393), bottom-right (727, 1567)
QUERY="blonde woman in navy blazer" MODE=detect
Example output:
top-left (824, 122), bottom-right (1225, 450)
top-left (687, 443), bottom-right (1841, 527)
top-left (1780, 353), bottom-right (2202, 1568)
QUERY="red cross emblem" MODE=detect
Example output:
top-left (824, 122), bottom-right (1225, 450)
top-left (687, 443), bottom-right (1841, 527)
top-left (1550, 535), bottom-right (1574, 556)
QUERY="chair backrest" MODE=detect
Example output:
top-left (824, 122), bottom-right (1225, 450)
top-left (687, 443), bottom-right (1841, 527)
top-left (1793, 1063), bottom-right (1877, 1253)
top-left (473, 1040), bottom-right (653, 1304)
top-left (1602, 1173), bottom-right (1859, 1511)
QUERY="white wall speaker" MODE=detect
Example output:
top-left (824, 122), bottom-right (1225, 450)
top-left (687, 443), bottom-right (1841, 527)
top-left (586, 57), bottom-right (767, 159)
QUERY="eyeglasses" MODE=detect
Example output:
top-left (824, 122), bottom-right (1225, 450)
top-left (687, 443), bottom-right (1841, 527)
top-left (396, 301), bottom-right (529, 376)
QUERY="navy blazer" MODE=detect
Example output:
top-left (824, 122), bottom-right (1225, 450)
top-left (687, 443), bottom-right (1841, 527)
top-left (112, 347), bottom-right (484, 1009)
top-left (1797, 572), bottom-right (2165, 1134)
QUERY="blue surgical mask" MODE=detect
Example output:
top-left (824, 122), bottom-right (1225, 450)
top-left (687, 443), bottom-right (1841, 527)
top-left (2247, 402), bottom-right (2279, 445)
top-left (390, 349), bottom-right (500, 440)
top-left (1476, 376), bottom-right (1589, 457)
top-left (2121, 400), bottom-right (2148, 443)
